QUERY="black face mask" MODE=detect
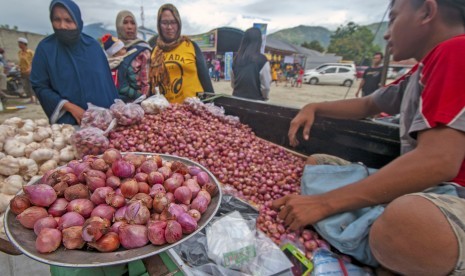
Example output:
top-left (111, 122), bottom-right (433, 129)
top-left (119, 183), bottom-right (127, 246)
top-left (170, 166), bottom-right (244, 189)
top-left (54, 28), bottom-right (80, 46)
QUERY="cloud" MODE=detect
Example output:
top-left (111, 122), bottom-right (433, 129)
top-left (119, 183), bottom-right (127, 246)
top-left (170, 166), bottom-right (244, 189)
top-left (0, 0), bottom-right (390, 35)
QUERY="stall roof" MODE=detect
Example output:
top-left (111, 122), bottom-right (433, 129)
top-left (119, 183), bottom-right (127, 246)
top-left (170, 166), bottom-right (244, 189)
top-left (291, 45), bottom-right (324, 57)
top-left (265, 37), bottom-right (297, 54)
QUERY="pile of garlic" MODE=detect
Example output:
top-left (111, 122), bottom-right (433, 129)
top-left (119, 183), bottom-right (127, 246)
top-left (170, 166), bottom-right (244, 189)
top-left (0, 117), bottom-right (79, 240)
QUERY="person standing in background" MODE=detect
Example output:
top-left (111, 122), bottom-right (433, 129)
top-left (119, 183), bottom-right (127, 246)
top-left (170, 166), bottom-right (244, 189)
top-left (0, 48), bottom-right (7, 94)
top-left (355, 52), bottom-right (383, 97)
top-left (207, 59), bottom-right (214, 78)
top-left (17, 37), bottom-right (37, 104)
top-left (295, 64), bottom-right (304, 88)
top-left (231, 27), bottom-right (271, 101)
top-left (150, 3), bottom-right (213, 103)
top-left (214, 59), bottom-right (221, 82)
top-left (277, 67), bottom-right (284, 84)
top-left (271, 65), bottom-right (279, 87)
top-left (284, 65), bottom-right (294, 87)
top-left (115, 10), bottom-right (151, 98)
top-left (31, 0), bottom-right (118, 126)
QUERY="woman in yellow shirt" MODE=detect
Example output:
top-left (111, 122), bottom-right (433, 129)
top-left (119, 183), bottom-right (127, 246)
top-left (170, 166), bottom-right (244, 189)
top-left (150, 4), bottom-right (213, 104)
top-left (271, 66), bottom-right (278, 87)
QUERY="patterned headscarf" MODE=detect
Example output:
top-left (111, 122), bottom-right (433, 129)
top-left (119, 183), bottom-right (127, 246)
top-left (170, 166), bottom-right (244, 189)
top-left (150, 4), bottom-right (190, 92)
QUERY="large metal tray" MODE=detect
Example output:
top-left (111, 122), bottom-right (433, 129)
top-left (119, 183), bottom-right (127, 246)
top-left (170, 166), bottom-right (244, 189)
top-left (4, 153), bottom-right (222, 268)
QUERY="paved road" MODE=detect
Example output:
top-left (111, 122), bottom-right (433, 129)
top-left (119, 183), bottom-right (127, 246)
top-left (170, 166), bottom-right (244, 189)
top-left (212, 79), bottom-right (359, 109)
top-left (0, 80), bottom-right (361, 123)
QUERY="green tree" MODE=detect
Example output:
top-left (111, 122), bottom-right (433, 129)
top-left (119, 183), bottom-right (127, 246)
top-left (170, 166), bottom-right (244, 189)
top-left (301, 40), bottom-right (325, 53)
top-left (327, 22), bottom-right (381, 64)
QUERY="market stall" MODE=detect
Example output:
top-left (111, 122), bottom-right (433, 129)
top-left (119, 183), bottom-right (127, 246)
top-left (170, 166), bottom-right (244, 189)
top-left (0, 95), bottom-right (400, 275)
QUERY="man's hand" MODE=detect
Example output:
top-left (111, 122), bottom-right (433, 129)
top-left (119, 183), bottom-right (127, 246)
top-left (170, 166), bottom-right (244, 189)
top-left (272, 194), bottom-right (333, 231)
top-left (355, 90), bottom-right (360, 98)
top-left (288, 104), bottom-right (316, 147)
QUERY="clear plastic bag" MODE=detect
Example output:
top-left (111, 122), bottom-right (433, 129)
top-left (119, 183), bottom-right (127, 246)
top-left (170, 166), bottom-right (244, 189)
top-left (184, 97), bottom-right (204, 109)
top-left (71, 119), bottom-right (116, 158)
top-left (141, 87), bottom-right (170, 114)
top-left (80, 103), bottom-right (114, 130)
top-left (184, 98), bottom-right (240, 125)
top-left (110, 98), bottom-right (145, 126)
top-left (173, 195), bottom-right (292, 276)
top-left (312, 249), bottom-right (374, 276)
top-left (206, 211), bottom-right (293, 275)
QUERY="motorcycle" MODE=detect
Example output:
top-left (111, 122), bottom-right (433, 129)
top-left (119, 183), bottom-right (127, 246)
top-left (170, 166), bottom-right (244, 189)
top-left (5, 66), bottom-right (28, 98)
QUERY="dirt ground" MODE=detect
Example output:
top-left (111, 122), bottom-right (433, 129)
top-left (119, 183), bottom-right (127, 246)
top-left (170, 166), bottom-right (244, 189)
top-left (0, 80), bottom-right (360, 123)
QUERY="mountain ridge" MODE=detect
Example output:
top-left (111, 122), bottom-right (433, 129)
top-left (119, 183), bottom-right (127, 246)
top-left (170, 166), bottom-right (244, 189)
top-left (267, 22), bottom-right (388, 50)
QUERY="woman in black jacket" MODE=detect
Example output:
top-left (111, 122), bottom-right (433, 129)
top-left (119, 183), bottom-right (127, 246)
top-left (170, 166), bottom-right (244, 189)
top-left (231, 27), bottom-right (271, 101)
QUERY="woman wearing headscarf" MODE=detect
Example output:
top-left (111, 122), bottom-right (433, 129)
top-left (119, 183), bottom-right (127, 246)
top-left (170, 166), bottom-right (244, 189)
top-left (115, 10), bottom-right (151, 102)
top-left (231, 27), bottom-right (271, 101)
top-left (30, 0), bottom-right (118, 125)
top-left (150, 4), bottom-right (213, 104)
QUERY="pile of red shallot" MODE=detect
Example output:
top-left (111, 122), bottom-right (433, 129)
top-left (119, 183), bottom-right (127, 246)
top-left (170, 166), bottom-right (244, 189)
top-left (9, 149), bottom-right (218, 254)
top-left (107, 103), bottom-right (327, 259)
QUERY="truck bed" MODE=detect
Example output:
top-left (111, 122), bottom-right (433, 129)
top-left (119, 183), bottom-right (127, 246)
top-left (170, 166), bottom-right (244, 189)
top-left (206, 95), bottom-right (400, 169)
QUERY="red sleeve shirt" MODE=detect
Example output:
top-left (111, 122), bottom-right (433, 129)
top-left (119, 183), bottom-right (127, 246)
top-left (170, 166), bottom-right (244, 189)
top-left (419, 34), bottom-right (465, 128)
top-left (373, 34), bottom-right (465, 186)
top-left (415, 34), bottom-right (465, 185)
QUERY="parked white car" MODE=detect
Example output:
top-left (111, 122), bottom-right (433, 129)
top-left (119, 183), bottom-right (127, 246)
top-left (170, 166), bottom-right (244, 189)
top-left (305, 63), bottom-right (356, 76)
top-left (303, 66), bottom-right (356, 87)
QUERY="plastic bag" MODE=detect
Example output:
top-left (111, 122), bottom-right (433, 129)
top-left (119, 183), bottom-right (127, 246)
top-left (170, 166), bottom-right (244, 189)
top-left (71, 119), bottom-right (117, 158)
top-left (141, 87), bottom-right (170, 114)
top-left (184, 98), bottom-right (240, 125)
top-left (206, 211), bottom-right (293, 275)
top-left (312, 249), bottom-right (374, 276)
top-left (80, 103), bottom-right (114, 130)
top-left (184, 97), bottom-right (204, 109)
top-left (110, 97), bottom-right (145, 126)
top-left (173, 195), bottom-right (292, 276)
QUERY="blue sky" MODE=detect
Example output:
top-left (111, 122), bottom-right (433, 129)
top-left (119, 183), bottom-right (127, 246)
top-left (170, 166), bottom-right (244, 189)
top-left (0, 0), bottom-right (390, 35)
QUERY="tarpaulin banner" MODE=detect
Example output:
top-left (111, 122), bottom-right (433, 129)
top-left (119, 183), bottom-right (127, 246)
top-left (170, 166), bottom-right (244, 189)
top-left (190, 29), bottom-right (217, 52)
top-left (224, 52), bottom-right (233, 81)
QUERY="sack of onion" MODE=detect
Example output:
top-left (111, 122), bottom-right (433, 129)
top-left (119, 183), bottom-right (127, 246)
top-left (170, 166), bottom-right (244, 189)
top-left (71, 120), bottom-right (117, 158)
top-left (81, 103), bottom-right (114, 131)
top-left (110, 99), bottom-right (145, 126)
